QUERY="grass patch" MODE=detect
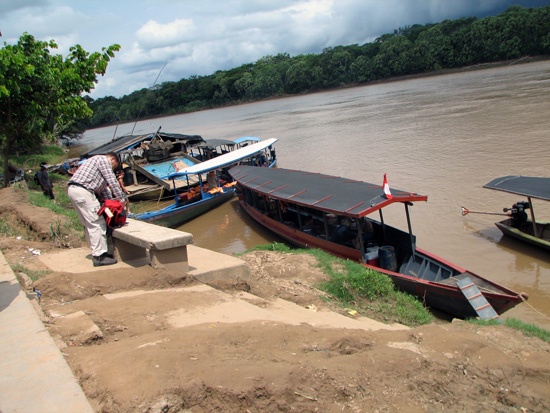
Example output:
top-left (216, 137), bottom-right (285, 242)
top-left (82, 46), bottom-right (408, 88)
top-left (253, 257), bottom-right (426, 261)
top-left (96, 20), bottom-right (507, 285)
top-left (27, 176), bottom-right (83, 234)
top-left (469, 317), bottom-right (550, 343)
top-left (242, 242), bottom-right (434, 327)
top-left (10, 145), bottom-right (67, 170)
top-left (23, 175), bottom-right (85, 245)
top-left (242, 242), bottom-right (294, 254)
top-left (0, 216), bottom-right (34, 240)
top-left (11, 263), bottom-right (51, 282)
top-left (0, 217), bottom-right (20, 238)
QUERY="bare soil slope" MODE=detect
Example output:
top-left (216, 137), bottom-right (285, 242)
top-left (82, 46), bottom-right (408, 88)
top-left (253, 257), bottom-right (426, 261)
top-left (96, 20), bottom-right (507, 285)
top-left (2, 186), bottom-right (550, 412)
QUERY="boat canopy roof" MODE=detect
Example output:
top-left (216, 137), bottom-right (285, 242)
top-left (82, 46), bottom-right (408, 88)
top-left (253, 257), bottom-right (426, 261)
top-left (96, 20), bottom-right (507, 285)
top-left (164, 138), bottom-right (278, 179)
top-left (196, 138), bottom-right (236, 149)
top-left (484, 176), bottom-right (550, 201)
top-left (229, 166), bottom-right (428, 218)
top-left (234, 137), bottom-right (261, 144)
top-left (83, 132), bottom-right (205, 157)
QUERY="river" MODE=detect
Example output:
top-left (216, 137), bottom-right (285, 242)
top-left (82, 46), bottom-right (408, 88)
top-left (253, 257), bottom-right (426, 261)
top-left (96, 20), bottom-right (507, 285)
top-left (79, 60), bottom-right (550, 328)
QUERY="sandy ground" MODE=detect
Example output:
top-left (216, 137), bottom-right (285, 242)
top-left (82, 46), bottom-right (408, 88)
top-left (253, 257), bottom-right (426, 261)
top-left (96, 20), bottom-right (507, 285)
top-left (2, 186), bottom-right (550, 412)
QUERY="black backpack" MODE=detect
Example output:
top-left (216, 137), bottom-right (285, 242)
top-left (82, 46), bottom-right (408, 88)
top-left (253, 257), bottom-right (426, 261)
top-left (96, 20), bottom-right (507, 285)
top-left (34, 172), bottom-right (40, 185)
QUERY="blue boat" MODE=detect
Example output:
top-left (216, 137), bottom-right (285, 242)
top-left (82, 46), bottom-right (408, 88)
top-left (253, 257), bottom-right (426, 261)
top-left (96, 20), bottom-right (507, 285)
top-left (130, 138), bottom-right (277, 227)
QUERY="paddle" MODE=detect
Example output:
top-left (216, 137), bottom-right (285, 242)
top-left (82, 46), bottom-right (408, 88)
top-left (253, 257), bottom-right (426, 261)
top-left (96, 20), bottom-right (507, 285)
top-left (461, 207), bottom-right (509, 217)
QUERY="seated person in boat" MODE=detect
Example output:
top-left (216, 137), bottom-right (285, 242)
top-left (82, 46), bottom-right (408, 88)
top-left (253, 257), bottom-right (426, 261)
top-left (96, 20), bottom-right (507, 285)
top-left (303, 215), bottom-right (317, 235)
top-left (353, 217), bottom-right (375, 249)
top-left (332, 216), bottom-right (352, 243)
top-left (207, 171), bottom-right (218, 189)
top-left (266, 199), bottom-right (279, 219)
top-left (282, 209), bottom-right (299, 228)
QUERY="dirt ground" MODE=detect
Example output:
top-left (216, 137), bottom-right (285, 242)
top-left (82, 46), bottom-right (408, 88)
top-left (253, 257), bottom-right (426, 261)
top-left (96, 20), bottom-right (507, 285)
top-left (2, 186), bottom-right (550, 412)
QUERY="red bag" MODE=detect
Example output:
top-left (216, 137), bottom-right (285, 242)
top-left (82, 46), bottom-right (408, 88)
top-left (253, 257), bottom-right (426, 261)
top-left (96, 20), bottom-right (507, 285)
top-left (98, 199), bottom-right (127, 229)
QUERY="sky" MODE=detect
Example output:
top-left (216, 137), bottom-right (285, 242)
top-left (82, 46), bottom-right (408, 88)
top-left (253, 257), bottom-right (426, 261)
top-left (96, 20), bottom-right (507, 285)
top-left (1, 0), bottom-right (549, 99)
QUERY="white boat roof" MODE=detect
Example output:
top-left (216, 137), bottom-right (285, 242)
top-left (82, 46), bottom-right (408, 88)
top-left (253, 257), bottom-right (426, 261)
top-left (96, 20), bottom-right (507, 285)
top-left (163, 138), bottom-right (277, 178)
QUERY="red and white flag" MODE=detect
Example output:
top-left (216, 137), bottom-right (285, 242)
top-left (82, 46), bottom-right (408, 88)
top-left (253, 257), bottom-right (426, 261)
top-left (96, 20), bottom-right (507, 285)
top-left (383, 174), bottom-right (393, 199)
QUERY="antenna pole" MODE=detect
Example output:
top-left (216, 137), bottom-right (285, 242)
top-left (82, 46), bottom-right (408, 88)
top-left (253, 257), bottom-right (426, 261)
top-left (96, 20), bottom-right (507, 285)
top-left (130, 63), bottom-right (168, 135)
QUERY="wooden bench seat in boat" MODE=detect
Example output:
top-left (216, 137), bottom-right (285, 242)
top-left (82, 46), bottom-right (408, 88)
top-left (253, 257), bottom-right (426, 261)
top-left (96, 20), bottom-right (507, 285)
top-left (399, 253), bottom-right (454, 282)
top-left (111, 218), bottom-right (193, 274)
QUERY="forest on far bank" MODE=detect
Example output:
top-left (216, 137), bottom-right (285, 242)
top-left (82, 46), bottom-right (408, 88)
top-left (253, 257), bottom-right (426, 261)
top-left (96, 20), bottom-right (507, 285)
top-left (85, 5), bottom-right (550, 130)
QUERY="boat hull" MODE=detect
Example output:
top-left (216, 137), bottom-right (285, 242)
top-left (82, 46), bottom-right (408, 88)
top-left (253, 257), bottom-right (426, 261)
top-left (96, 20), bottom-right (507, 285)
top-left (367, 250), bottom-right (524, 318)
top-left (495, 218), bottom-right (550, 251)
top-left (239, 197), bottom-right (525, 319)
top-left (134, 190), bottom-right (235, 228)
top-left (127, 186), bottom-right (165, 201)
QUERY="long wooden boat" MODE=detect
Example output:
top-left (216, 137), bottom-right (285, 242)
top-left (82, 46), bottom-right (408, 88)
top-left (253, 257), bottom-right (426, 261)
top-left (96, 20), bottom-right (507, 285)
top-left (82, 129), bottom-right (205, 160)
top-left (229, 166), bottom-right (527, 319)
top-left (483, 176), bottom-right (550, 251)
top-left (76, 128), bottom-right (206, 200)
top-left (130, 139), bottom-right (277, 227)
top-left (82, 129), bottom-right (276, 201)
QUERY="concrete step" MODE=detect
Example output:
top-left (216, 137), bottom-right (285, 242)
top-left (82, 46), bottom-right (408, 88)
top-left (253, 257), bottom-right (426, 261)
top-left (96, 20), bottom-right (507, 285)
top-left (47, 284), bottom-right (406, 347)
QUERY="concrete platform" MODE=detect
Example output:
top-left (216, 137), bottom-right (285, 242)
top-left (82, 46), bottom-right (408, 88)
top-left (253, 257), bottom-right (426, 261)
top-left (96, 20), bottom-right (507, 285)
top-left (37, 244), bottom-right (250, 282)
top-left (0, 251), bottom-right (94, 413)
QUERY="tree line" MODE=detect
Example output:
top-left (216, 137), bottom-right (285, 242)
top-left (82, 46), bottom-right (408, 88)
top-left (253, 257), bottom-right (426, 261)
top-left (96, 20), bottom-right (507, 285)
top-left (82, 5), bottom-right (550, 130)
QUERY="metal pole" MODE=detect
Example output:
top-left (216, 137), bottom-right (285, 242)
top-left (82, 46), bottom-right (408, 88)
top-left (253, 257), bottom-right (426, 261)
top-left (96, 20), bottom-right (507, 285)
top-left (356, 218), bottom-right (366, 262)
top-left (405, 202), bottom-right (416, 259)
top-left (172, 178), bottom-right (179, 206)
top-left (379, 209), bottom-right (386, 242)
top-left (527, 197), bottom-right (539, 238)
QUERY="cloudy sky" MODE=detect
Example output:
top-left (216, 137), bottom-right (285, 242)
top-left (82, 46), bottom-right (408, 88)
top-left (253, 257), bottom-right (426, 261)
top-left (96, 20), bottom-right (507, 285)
top-left (1, 0), bottom-right (548, 99)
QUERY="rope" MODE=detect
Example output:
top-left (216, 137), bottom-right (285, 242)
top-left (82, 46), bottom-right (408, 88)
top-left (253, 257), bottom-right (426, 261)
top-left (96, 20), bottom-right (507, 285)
top-left (519, 294), bottom-right (550, 321)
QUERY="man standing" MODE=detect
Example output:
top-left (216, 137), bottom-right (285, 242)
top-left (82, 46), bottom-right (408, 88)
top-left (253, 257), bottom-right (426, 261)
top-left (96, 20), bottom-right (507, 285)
top-left (37, 162), bottom-right (54, 200)
top-left (68, 152), bottom-right (128, 267)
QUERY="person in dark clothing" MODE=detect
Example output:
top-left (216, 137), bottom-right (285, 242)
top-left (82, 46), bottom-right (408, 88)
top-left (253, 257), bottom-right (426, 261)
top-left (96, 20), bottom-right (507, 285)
top-left (37, 162), bottom-right (55, 200)
top-left (8, 163), bottom-right (23, 181)
top-left (332, 216), bottom-right (352, 243)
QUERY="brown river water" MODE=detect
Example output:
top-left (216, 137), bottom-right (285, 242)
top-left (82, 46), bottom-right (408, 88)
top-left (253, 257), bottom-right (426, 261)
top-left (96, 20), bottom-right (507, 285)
top-left (80, 61), bottom-right (550, 327)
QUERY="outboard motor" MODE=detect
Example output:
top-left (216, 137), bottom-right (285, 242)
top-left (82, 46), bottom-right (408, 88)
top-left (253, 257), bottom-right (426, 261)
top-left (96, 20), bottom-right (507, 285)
top-left (504, 201), bottom-right (529, 227)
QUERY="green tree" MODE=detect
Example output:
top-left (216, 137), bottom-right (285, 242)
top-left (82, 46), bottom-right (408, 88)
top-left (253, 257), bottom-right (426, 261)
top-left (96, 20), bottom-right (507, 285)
top-left (234, 72), bottom-right (254, 99)
top-left (286, 61), bottom-right (312, 92)
top-left (350, 55), bottom-right (374, 82)
top-left (0, 33), bottom-right (119, 186)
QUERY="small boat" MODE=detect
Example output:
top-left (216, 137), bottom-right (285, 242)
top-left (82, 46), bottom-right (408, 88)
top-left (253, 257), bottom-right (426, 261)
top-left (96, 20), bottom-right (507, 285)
top-left (483, 175), bottom-right (550, 251)
top-left (78, 128), bottom-right (206, 200)
top-left (82, 128), bottom-right (205, 160)
top-left (189, 138), bottom-right (239, 161)
top-left (125, 137), bottom-right (276, 201)
top-left (229, 166), bottom-right (527, 319)
top-left (130, 139), bottom-right (277, 228)
top-left (81, 129), bottom-right (276, 201)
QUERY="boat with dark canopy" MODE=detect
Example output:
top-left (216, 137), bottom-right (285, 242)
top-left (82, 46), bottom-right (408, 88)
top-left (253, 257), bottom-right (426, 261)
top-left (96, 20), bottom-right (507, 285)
top-left (229, 165), bottom-right (527, 319)
top-left (81, 130), bottom-right (205, 159)
top-left (483, 175), bottom-right (550, 251)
